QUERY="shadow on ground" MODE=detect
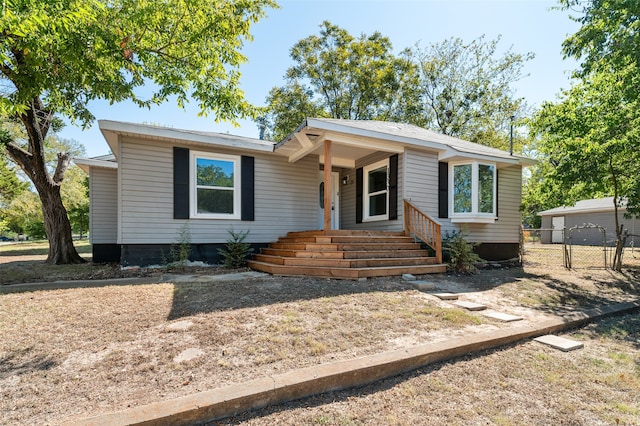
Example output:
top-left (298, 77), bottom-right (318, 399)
top-left (166, 275), bottom-right (414, 320)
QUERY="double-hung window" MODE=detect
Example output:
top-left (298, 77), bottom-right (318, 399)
top-left (191, 152), bottom-right (241, 219)
top-left (363, 159), bottom-right (389, 221)
top-left (450, 161), bottom-right (496, 223)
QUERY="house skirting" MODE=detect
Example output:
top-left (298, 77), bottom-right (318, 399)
top-left (92, 244), bottom-right (121, 263)
top-left (119, 243), bottom-right (269, 267)
top-left (474, 243), bottom-right (519, 261)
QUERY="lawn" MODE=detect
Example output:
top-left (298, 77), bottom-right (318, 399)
top-left (1, 243), bottom-right (639, 425)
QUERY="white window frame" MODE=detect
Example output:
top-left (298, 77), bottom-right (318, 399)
top-left (449, 160), bottom-right (496, 223)
top-left (363, 158), bottom-right (389, 222)
top-left (191, 151), bottom-right (241, 219)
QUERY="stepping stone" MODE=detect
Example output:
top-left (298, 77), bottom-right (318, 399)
top-left (173, 348), bottom-right (205, 363)
top-left (166, 320), bottom-right (193, 331)
top-left (534, 335), bottom-right (584, 352)
top-left (402, 273), bottom-right (416, 281)
top-left (453, 301), bottom-right (487, 311)
top-left (482, 311), bottom-right (523, 322)
top-left (411, 280), bottom-right (436, 291)
top-left (430, 292), bottom-right (459, 300)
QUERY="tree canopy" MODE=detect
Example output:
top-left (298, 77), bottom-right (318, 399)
top-left (407, 36), bottom-right (533, 150)
top-left (0, 0), bottom-right (275, 263)
top-left (262, 21), bottom-right (420, 141)
top-left (261, 23), bottom-right (533, 150)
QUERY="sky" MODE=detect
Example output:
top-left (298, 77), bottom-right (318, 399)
top-left (60, 0), bottom-right (582, 158)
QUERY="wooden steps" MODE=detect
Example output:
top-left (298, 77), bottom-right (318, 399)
top-left (248, 230), bottom-right (446, 279)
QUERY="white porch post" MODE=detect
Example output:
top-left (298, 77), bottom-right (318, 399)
top-left (323, 140), bottom-right (332, 234)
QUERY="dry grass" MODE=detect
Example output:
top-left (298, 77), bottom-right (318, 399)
top-left (222, 313), bottom-right (640, 426)
top-left (1, 242), bottom-right (639, 425)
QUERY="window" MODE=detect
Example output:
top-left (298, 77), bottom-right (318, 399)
top-left (363, 159), bottom-right (389, 221)
top-left (191, 152), bottom-right (241, 219)
top-left (450, 161), bottom-right (496, 223)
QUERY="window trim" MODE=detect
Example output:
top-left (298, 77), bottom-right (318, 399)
top-left (190, 151), bottom-right (241, 219)
top-left (449, 160), bottom-right (496, 223)
top-left (363, 158), bottom-right (389, 222)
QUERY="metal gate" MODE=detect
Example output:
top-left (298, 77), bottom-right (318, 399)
top-left (566, 224), bottom-right (607, 269)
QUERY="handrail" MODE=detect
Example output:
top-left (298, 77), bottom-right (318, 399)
top-left (403, 199), bottom-right (443, 264)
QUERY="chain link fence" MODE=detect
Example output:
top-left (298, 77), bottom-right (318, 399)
top-left (521, 227), bottom-right (640, 270)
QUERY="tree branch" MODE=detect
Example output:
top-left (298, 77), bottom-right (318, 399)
top-left (52, 152), bottom-right (71, 185)
top-left (4, 142), bottom-right (34, 180)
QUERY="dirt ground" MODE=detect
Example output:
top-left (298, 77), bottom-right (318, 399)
top-left (1, 244), bottom-right (639, 425)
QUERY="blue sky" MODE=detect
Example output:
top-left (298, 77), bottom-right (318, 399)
top-left (62, 0), bottom-right (581, 158)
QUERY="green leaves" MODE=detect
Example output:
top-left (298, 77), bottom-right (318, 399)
top-left (262, 24), bottom-right (531, 150)
top-left (262, 21), bottom-right (418, 141)
top-left (409, 35), bottom-right (534, 149)
top-left (0, 0), bottom-right (276, 126)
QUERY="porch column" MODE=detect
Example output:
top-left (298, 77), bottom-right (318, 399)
top-left (323, 139), bottom-right (332, 234)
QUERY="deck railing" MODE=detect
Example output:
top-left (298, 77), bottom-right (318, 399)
top-left (403, 199), bottom-right (443, 264)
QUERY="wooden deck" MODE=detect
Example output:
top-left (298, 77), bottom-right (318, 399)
top-left (248, 230), bottom-right (447, 279)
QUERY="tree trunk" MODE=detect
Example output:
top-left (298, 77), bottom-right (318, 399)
top-left (2, 97), bottom-right (86, 265)
top-left (34, 178), bottom-right (85, 264)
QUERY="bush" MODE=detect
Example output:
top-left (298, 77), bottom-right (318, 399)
top-left (218, 229), bottom-right (253, 269)
top-left (443, 230), bottom-right (481, 274)
top-left (167, 224), bottom-right (191, 268)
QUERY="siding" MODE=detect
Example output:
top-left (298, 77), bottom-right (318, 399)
top-left (118, 136), bottom-right (318, 244)
top-left (89, 168), bottom-right (118, 244)
top-left (560, 212), bottom-right (637, 246)
top-left (340, 152), bottom-right (404, 231)
top-left (403, 148), bottom-right (522, 243)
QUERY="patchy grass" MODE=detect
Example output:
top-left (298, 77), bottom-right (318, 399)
top-left (223, 313), bottom-right (640, 426)
top-left (0, 240), bottom-right (154, 285)
top-left (1, 248), bottom-right (640, 425)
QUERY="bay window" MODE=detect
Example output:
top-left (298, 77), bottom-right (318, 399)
top-left (450, 161), bottom-right (496, 223)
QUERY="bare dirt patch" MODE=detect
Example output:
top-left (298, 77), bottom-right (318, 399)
top-left (1, 247), bottom-right (639, 425)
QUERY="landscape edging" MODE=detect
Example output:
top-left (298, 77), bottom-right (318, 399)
top-left (67, 300), bottom-right (640, 426)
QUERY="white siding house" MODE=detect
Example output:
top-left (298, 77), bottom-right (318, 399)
top-left (76, 118), bottom-right (533, 266)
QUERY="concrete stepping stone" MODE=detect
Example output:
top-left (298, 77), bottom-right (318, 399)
top-left (534, 335), bottom-right (584, 352)
top-left (166, 320), bottom-right (193, 331)
top-left (430, 292), bottom-right (459, 300)
top-left (453, 300), bottom-right (487, 311)
top-left (173, 348), bottom-right (205, 363)
top-left (482, 311), bottom-right (523, 322)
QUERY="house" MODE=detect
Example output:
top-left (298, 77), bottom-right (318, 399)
top-left (75, 118), bottom-right (533, 277)
top-left (538, 197), bottom-right (638, 246)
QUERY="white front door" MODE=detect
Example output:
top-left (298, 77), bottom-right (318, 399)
top-left (318, 171), bottom-right (340, 230)
top-left (552, 216), bottom-right (565, 243)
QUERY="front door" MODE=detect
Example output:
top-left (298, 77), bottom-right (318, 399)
top-left (318, 171), bottom-right (339, 230)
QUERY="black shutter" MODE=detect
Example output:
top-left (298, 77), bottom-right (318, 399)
top-left (173, 147), bottom-right (190, 219)
top-left (388, 154), bottom-right (398, 220)
top-left (356, 167), bottom-right (363, 223)
top-left (241, 156), bottom-right (255, 221)
top-left (438, 162), bottom-right (448, 218)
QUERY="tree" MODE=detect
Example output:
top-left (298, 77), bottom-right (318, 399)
top-left (530, 69), bottom-right (640, 270)
top-left (0, 153), bottom-right (27, 208)
top-left (407, 36), bottom-right (534, 150)
top-left (262, 21), bottom-right (420, 141)
top-left (560, 0), bottom-right (640, 80)
top-left (0, 0), bottom-right (275, 264)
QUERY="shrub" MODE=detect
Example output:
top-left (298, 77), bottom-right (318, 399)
top-left (443, 230), bottom-right (481, 274)
top-left (218, 229), bottom-right (253, 269)
top-left (167, 224), bottom-right (191, 268)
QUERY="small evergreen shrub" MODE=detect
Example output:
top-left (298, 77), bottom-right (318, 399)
top-left (167, 224), bottom-right (191, 268)
top-left (443, 230), bottom-right (481, 274)
top-left (218, 229), bottom-right (253, 269)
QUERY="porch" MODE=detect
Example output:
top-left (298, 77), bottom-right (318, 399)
top-left (247, 200), bottom-right (446, 279)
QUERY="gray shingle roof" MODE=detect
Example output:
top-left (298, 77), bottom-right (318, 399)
top-left (309, 118), bottom-right (529, 162)
top-left (538, 197), bottom-right (627, 216)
